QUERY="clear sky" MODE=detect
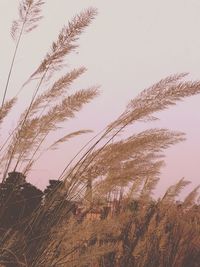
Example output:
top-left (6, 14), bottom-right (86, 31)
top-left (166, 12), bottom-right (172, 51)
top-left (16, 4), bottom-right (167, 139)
top-left (1, 0), bottom-right (200, 196)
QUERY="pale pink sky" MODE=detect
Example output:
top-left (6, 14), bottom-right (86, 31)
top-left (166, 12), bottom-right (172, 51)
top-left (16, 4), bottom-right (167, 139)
top-left (1, 0), bottom-right (200, 196)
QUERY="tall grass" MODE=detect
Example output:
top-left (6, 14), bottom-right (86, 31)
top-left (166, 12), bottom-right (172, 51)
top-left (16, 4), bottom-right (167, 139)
top-left (1, 1), bottom-right (200, 266)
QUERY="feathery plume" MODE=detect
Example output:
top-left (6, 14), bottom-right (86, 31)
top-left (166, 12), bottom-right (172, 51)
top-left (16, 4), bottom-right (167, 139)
top-left (29, 67), bottom-right (86, 116)
top-left (0, 98), bottom-right (17, 125)
top-left (2, 0), bottom-right (44, 108)
top-left (26, 8), bottom-right (97, 84)
top-left (48, 130), bottom-right (93, 151)
top-left (108, 73), bottom-right (200, 131)
top-left (5, 87), bottom-right (99, 171)
top-left (183, 185), bottom-right (200, 207)
top-left (11, 0), bottom-right (44, 41)
top-left (140, 175), bottom-right (161, 201)
top-left (162, 178), bottom-right (191, 202)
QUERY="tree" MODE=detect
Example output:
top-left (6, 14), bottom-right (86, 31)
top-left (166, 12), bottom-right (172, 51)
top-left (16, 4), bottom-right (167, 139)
top-left (0, 171), bottom-right (43, 230)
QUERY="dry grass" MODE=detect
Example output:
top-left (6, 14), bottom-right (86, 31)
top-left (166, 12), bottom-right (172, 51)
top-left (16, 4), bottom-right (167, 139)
top-left (1, 1), bottom-right (200, 266)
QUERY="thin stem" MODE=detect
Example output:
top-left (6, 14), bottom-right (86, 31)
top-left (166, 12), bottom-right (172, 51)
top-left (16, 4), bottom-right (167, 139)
top-left (60, 119), bottom-right (132, 205)
top-left (2, 67), bottom-right (49, 179)
top-left (22, 132), bottom-right (49, 175)
top-left (1, 6), bottom-right (30, 108)
top-left (26, 127), bottom-right (106, 178)
top-left (57, 111), bottom-right (130, 181)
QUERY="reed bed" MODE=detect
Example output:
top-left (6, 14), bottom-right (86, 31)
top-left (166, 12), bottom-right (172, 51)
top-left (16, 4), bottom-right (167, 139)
top-left (0, 1), bottom-right (200, 266)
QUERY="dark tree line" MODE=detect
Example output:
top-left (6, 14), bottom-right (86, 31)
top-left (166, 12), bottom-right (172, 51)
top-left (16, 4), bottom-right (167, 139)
top-left (0, 172), bottom-right (66, 267)
top-left (0, 172), bottom-right (43, 231)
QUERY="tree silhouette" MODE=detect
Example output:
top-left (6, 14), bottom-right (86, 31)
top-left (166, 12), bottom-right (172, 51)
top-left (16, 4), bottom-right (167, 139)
top-left (0, 171), bottom-right (43, 230)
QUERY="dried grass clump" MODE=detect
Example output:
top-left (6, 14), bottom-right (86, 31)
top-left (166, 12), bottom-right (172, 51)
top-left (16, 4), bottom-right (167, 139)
top-left (1, 1), bottom-right (200, 267)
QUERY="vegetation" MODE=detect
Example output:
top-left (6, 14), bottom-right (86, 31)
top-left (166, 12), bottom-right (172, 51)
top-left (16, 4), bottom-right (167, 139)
top-left (0, 1), bottom-right (200, 266)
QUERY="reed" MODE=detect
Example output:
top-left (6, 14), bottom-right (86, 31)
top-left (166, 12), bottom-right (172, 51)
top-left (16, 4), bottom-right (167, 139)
top-left (1, 1), bottom-right (200, 266)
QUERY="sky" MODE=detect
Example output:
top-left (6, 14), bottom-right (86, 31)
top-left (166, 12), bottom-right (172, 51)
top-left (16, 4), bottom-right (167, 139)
top-left (1, 0), bottom-right (200, 196)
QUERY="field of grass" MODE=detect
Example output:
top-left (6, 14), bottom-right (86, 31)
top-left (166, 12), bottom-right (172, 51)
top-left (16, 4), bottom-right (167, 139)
top-left (0, 1), bottom-right (200, 266)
